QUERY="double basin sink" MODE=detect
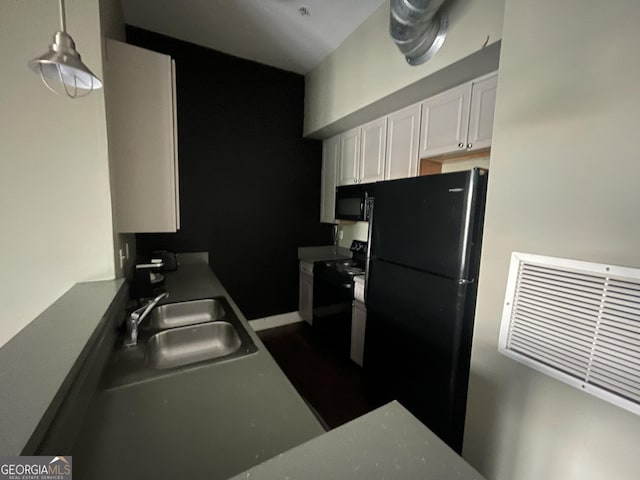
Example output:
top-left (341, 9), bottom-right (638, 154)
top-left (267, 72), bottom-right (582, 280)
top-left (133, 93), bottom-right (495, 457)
top-left (104, 296), bottom-right (257, 388)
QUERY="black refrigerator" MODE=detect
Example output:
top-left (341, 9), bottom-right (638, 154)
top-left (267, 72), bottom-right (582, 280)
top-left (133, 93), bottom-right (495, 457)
top-left (363, 168), bottom-right (488, 454)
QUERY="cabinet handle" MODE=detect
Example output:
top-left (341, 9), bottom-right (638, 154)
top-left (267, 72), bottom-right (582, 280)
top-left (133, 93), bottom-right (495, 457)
top-left (458, 143), bottom-right (464, 148)
top-left (354, 178), bottom-right (357, 184)
top-left (467, 143), bottom-right (473, 149)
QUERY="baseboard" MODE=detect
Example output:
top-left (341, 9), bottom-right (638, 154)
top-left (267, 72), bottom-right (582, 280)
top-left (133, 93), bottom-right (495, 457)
top-left (249, 311), bottom-right (303, 332)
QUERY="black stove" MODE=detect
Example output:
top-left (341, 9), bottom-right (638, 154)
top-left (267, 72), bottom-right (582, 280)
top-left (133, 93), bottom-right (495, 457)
top-left (316, 241), bottom-right (368, 277)
top-left (311, 240), bottom-right (368, 356)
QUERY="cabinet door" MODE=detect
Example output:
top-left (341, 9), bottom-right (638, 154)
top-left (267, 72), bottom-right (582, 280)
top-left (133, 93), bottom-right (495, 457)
top-left (338, 127), bottom-right (361, 186)
top-left (320, 135), bottom-right (339, 223)
top-left (350, 301), bottom-right (367, 366)
top-left (467, 72), bottom-right (498, 151)
top-left (419, 83), bottom-right (471, 158)
top-left (171, 60), bottom-right (180, 229)
top-left (359, 117), bottom-right (387, 184)
top-left (106, 40), bottom-right (179, 233)
top-left (299, 273), bottom-right (314, 325)
top-left (385, 104), bottom-right (421, 181)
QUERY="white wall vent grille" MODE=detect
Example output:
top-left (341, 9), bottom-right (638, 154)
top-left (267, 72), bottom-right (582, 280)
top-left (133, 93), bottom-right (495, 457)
top-left (499, 252), bottom-right (640, 415)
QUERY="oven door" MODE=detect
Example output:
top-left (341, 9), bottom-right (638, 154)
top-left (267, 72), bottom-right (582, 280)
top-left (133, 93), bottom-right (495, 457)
top-left (312, 266), bottom-right (354, 354)
top-left (313, 269), bottom-right (353, 314)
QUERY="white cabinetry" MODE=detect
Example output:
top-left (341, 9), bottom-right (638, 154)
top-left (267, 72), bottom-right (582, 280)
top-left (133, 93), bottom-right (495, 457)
top-left (385, 104), bottom-right (421, 180)
top-left (338, 127), bottom-right (360, 186)
top-left (419, 83), bottom-right (471, 158)
top-left (467, 73), bottom-right (498, 151)
top-left (338, 118), bottom-right (387, 186)
top-left (320, 135), bottom-right (339, 224)
top-left (325, 71), bottom-right (497, 216)
top-left (106, 40), bottom-right (179, 233)
top-left (359, 117), bottom-right (387, 184)
top-left (351, 300), bottom-right (366, 366)
top-left (298, 262), bottom-right (314, 325)
top-left (419, 71), bottom-right (498, 158)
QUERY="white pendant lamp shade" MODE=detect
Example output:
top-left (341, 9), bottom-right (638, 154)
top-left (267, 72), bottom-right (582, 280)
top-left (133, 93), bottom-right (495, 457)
top-left (29, 0), bottom-right (103, 98)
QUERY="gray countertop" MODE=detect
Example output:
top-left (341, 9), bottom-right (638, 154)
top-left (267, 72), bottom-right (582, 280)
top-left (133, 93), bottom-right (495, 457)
top-left (298, 245), bottom-right (351, 263)
top-left (230, 401), bottom-right (486, 480)
top-left (72, 254), bottom-right (325, 479)
top-left (0, 278), bottom-right (126, 455)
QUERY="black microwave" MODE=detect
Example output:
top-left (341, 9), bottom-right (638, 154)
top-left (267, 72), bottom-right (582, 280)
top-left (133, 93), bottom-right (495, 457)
top-left (335, 183), bottom-right (375, 221)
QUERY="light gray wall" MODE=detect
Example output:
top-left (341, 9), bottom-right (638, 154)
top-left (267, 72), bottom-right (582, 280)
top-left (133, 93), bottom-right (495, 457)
top-left (0, 0), bottom-right (115, 348)
top-left (304, 0), bottom-right (505, 137)
top-left (464, 0), bottom-right (640, 479)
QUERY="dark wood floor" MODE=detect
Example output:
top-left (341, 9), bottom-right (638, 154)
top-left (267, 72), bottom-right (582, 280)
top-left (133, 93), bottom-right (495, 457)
top-left (257, 322), bottom-right (381, 430)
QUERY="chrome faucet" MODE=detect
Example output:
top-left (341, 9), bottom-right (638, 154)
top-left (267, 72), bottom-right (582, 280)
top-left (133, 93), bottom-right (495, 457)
top-left (123, 292), bottom-right (169, 347)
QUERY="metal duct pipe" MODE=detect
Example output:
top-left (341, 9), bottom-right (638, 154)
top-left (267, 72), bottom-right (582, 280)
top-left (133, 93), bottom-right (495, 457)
top-left (390, 0), bottom-right (448, 65)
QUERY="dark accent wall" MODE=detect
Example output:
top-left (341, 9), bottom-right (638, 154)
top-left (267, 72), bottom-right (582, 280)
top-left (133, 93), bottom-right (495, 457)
top-left (128, 27), bottom-right (332, 319)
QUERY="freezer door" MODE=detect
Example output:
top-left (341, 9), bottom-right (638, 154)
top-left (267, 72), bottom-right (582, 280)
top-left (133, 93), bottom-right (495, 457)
top-left (370, 169), bottom-right (487, 279)
top-left (363, 258), bottom-right (475, 453)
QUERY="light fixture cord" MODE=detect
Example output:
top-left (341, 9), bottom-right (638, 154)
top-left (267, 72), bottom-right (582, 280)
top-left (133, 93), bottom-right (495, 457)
top-left (59, 0), bottom-right (67, 32)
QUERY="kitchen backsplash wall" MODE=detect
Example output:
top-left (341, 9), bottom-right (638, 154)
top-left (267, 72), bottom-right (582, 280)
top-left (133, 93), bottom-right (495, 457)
top-left (129, 27), bottom-right (332, 319)
top-left (338, 222), bottom-right (369, 248)
top-left (441, 156), bottom-right (490, 173)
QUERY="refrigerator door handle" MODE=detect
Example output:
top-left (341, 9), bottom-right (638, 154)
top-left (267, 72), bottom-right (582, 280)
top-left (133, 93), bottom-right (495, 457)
top-left (457, 278), bottom-right (475, 285)
top-left (364, 198), bottom-right (375, 301)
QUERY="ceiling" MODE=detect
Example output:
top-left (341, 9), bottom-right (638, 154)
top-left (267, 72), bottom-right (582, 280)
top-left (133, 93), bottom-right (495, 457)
top-left (121, 0), bottom-right (386, 74)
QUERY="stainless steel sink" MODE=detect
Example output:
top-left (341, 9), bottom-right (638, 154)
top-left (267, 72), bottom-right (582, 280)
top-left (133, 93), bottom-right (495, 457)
top-left (147, 298), bottom-right (225, 329)
top-left (102, 296), bottom-right (258, 388)
top-left (146, 322), bottom-right (242, 369)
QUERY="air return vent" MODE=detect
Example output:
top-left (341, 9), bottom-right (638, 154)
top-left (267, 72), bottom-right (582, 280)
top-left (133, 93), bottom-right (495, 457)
top-left (499, 252), bottom-right (640, 415)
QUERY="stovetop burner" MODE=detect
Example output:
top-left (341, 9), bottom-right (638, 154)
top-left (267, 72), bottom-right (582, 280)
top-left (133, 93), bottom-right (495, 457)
top-left (337, 264), bottom-right (365, 276)
top-left (315, 241), bottom-right (368, 278)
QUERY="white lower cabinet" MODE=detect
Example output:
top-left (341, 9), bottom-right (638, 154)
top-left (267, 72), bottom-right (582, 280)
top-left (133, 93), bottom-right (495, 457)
top-left (351, 300), bottom-right (367, 366)
top-left (299, 262), bottom-right (314, 325)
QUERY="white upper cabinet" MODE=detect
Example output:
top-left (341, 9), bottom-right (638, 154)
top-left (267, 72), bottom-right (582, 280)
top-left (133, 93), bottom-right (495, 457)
top-left (419, 83), bottom-right (471, 158)
top-left (467, 72), bottom-right (498, 151)
top-left (338, 127), bottom-right (360, 186)
top-left (320, 135), bottom-right (339, 224)
top-left (359, 117), bottom-right (387, 184)
top-left (106, 40), bottom-right (179, 233)
top-left (419, 71), bottom-right (498, 158)
top-left (338, 118), bottom-right (387, 186)
top-left (327, 71), bottom-right (497, 204)
top-left (385, 104), bottom-right (421, 181)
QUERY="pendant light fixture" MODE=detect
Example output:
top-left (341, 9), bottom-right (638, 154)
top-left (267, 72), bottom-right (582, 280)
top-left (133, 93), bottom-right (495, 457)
top-left (28, 0), bottom-right (103, 98)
